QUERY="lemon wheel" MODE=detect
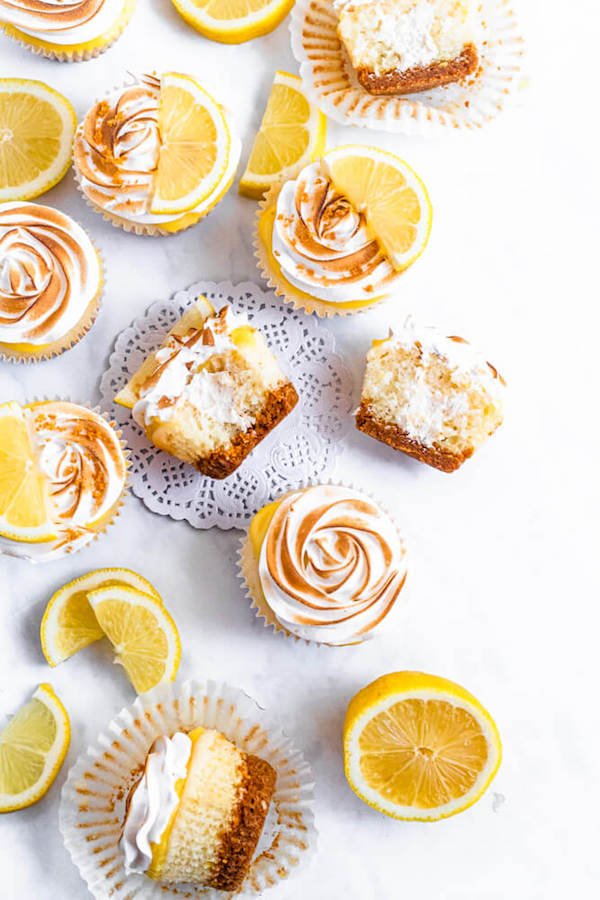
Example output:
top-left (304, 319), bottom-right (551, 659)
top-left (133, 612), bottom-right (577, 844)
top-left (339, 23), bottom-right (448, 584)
top-left (169, 0), bottom-right (294, 43)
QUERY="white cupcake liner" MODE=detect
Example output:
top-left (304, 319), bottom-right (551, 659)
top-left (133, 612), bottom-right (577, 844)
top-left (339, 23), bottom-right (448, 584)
top-left (0, 398), bottom-right (129, 564)
top-left (290, 0), bottom-right (525, 135)
top-left (237, 477), bottom-right (409, 646)
top-left (0, 235), bottom-right (106, 365)
top-left (59, 679), bottom-right (317, 899)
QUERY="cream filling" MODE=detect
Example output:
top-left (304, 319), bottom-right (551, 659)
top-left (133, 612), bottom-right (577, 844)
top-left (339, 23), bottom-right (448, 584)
top-left (1, 0), bottom-right (129, 44)
top-left (121, 733), bottom-right (192, 875)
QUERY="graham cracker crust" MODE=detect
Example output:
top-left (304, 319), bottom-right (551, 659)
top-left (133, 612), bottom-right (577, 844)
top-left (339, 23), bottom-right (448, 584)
top-left (356, 403), bottom-right (471, 473)
top-left (197, 381), bottom-right (298, 480)
top-left (357, 44), bottom-right (478, 96)
top-left (211, 754), bottom-right (277, 892)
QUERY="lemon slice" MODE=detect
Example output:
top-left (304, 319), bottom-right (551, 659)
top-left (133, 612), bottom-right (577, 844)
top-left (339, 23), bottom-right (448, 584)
top-left (0, 79), bottom-right (76, 202)
top-left (41, 569), bottom-right (162, 667)
top-left (239, 71), bottom-right (326, 200)
top-left (325, 146), bottom-right (432, 271)
top-left (87, 585), bottom-right (180, 694)
top-left (344, 672), bottom-right (501, 821)
top-left (0, 402), bottom-right (55, 544)
top-left (169, 0), bottom-right (293, 43)
top-left (150, 72), bottom-right (231, 217)
top-left (0, 684), bottom-right (70, 812)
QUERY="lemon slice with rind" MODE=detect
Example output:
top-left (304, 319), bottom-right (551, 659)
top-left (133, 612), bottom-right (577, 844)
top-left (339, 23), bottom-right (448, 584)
top-left (239, 71), bottom-right (326, 200)
top-left (150, 72), bottom-right (231, 217)
top-left (0, 684), bottom-right (70, 812)
top-left (41, 568), bottom-right (162, 667)
top-left (325, 145), bottom-right (432, 271)
top-left (88, 585), bottom-right (180, 694)
top-left (0, 79), bottom-right (76, 202)
top-left (344, 672), bottom-right (501, 821)
top-left (169, 0), bottom-right (293, 44)
top-left (0, 402), bottom-right (55, 544)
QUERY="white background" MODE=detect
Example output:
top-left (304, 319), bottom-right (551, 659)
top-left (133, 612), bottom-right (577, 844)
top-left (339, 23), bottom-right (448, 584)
top-left (1, 0), bottom-right (599, 897)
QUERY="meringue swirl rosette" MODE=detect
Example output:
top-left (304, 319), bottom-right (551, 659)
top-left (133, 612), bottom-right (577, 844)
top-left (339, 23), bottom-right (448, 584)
top-left (0, 202), bottom-right (102, 359)
top-left (249, 484), bottom-right (407, 644)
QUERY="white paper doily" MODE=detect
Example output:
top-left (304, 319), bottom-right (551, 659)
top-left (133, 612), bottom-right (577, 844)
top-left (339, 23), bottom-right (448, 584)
top-left (100, 281), bottom-right (354, 530)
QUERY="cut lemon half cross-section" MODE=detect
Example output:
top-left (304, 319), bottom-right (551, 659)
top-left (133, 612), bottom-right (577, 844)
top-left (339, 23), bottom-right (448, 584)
top-left (239, 71), bottom-right (326, 200)
top-left (0, 402), bottom-right (54, 544)
top-left (0, 79), bottom-right (76, 202)
top-left (41, 568), bottom-right (162, 667)
top-left (150, 72), bottom-right (231, 217)
top-left (87, 585), bottom-right (180, 694)
top-left (0, 684), bottom-right (70, 812)
top-left (169, 0), bottom-right (294, 43)
top-left (344, 672), bottom-right (501, 821)
top-left (325, 146), bottom-right (432, 271)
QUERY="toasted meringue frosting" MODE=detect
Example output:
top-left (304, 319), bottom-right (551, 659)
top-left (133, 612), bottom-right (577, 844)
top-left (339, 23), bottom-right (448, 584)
top-left (272, 160), bottom-right (398, 303)
top-left (121, 732), bottom-right (192, 875)
top-left (73, 74), bottom-right (241, 226)
top-left (0, 0), bottom-right (129, 45)
top-left (0, 203), bottom-right (102, 348)
top-left (0, 401), bottom-right (127, 563)
top-left (257, 485), bottom-right (407, 644)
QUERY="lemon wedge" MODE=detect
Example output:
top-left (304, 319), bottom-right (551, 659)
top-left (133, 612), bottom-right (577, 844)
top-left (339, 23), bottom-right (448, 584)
top-left (169, 0), bottom-right (293, 43)
top-left (150, 72), bottom-right (231, 217)
top-left (239, 71), bottom-right (326, 200)
top-left (0, 79), bottom-right (76, 202)
top-left (325, 145), bottom-right (432, 271)
top-left (0, 684), bottom-right (70, 812)
top-left (87, 585), bottom-right (180, 694)
top-left (41, 569), bottom-right (162, 667)
top-left (344, 672), bottom-right (501, 821)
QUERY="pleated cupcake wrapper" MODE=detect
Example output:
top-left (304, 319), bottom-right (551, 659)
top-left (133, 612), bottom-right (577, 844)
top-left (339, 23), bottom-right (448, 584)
top-left (237, 476), bottom-right (409, 647)
top-left (254, 184), bottom-right (388, 318)
top-left (289, 0), bottom-right (525, 136)
top-left (59, 679), bottom-right (317, 900)
top-left (0, 237), bottom-right (106, 365)
top-left (0, 398), bottom-right (129, 564)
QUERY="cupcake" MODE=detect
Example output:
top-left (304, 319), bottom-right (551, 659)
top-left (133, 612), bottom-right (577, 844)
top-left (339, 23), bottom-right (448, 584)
top-left (356, 318), bottom-right (505, 472)
top-left (0, 0), bottom-right (135, 61)
top-left (0, 202), bottom-right (103, 362)
top-left (256, 146), bottom-right (431, 316)
top-left (73, 72), bottom-right (241, 236)
top-left (121, 727), bottom-right (276, 888)
top-left (114, 298), bottom-right (298, 479)
top-left (334, 0), bottom-right (478, 95)
top-left (240, 483), bottom-right (407, 644)
top-left (0, 400), bottom-right (127, 563)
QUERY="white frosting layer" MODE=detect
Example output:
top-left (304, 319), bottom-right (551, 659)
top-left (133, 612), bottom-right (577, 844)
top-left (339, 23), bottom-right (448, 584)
top-left (272, 161), bottom-right (397, 303)
top-left (0, 202), bottom-right (101, 347)
top-left (133, 306), bottom-right (254, 431)
top-left (0, 0), bottom-right (129, 44)
top-left (258, 485), bottom-right (407, 645)
top-left (121, 732), bottom-right (192, 875)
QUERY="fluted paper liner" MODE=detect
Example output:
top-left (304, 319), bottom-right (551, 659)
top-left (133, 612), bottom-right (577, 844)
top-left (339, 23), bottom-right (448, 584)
top-left (289, 0), bottom-right (525, 136)
top-left (238, 478), bottom-right (408, 646)
top-left (0, 238), bottom-right (106, 364)
top-left (254, 184), bottom-right (389, 318)
top-left (59, 679), bottom-right (317, 899)
top-left (0, 0), bottom-right (135, 62)
top-left (0, 398), bottom-right (129, 564)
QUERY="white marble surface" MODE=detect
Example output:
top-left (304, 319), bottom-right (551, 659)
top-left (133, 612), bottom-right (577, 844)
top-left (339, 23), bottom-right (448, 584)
top-left (1, 1), bottom-right (599, 897)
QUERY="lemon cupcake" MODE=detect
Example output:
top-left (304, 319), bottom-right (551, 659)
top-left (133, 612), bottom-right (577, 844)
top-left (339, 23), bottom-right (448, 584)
top-left (0, 202), bottom-right (103, 362)
top-left (240, 483), bottom-right (408, 644)
top-left (0, 0), bottom-right (135, 61)
top-left (73, 72), bottom-right (241, 237)
top-left (256, 145), bottom-right (431, 316)
top-left (0, 400), bottom-right (127, 563)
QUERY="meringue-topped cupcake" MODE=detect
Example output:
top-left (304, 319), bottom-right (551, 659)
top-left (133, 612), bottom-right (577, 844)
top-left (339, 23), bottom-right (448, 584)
top-left (241, 484), bottom-right (407, 644)
top-left (0, 202), bottom-right (103, 361)
top-left (73, 72), bottom-right (241, 236)
top-left (0, 0), bottom-right (135, 61)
